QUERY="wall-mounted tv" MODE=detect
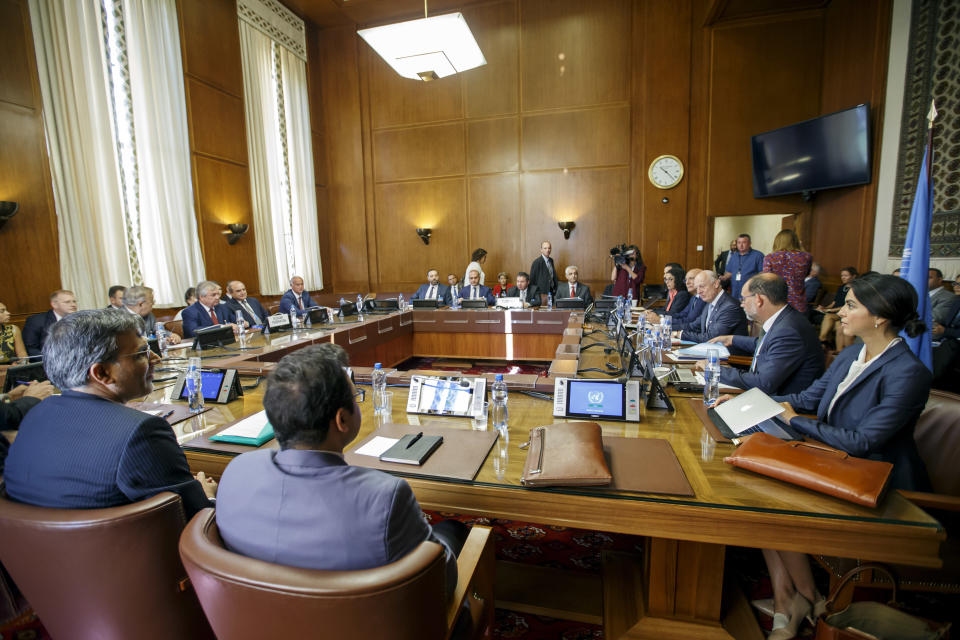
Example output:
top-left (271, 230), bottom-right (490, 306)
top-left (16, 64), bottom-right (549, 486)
top-left (750, 104), bottom-right (871, 199)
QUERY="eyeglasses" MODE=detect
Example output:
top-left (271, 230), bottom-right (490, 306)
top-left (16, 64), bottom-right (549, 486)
top-left (353, 388), bottom-right (365, 403)
top-left (112, 346), bottom-right (153, 362)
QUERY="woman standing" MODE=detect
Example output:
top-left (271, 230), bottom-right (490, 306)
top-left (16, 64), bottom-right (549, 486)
top-left (610, 244), bottom-right (645, 299)
top-left (0, 302), bottom-right (27, 364)
top-left (762, 229), bottom-right (813, 312)
top-left (464, 248), bottom-right (488, 287)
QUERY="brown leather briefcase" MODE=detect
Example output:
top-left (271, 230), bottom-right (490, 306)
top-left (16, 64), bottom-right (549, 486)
top-left (521, 421), bottom-right (612, 487)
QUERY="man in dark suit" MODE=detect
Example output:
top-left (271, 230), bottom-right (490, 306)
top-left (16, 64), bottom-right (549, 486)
top-left (804, 262), bottom-right (822, 309)
top-left (679, 270), bottom-right (748, 343)
top-left (459, 269), bottom-right (495, 305)
top-left (278, 275), bottom-right (316, 316)
top-left (410, 269), bottom-right (451, 305)
top-left (654, 268), bottom-right (703, 326)
top-left (23, 289), bottom-right (78, 357)
top-left (121, 285), bottom-right (180, 345)
top-left (560, 265), bottom-right (593, 305)
top-left (181, 280), bottom-right (232, 338)
top-left (224, 280), bottom-right (269, 327)
top-left (699, 273), bottom-right (823, 395)
top-left (506, 272), bottom-right (541, 308)
top-left (0, 380), bottom-right (56, 474)
top-left (929, 268), bottom-right (956, 325)
top-left (4, 309), bottom-right (216, 517)
top-left (447, 274), bottom-right (462, 301)
top-left (107, 285), bottom-right (126, 309)
top-left (529, 241), bottom-right (558, 305)
top-left (215, 344), bottom-right (465, 600)
top-left (932, 295), bottom-right (960, 384)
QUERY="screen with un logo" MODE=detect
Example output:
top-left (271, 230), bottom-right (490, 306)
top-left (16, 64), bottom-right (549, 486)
top-left (567, 380), bottom-right (625, 418)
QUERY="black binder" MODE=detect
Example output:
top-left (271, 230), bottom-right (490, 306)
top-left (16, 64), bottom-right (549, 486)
top-left (379, 433), bottom-right (443, 465)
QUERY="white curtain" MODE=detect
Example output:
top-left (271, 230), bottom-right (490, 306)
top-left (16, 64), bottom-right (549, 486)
top-left (29, 0), bottom-right (132, 309)
top-left (240, 22), bottom-right (323, 295)
top-left (123, 0), bottom-right (205, 306)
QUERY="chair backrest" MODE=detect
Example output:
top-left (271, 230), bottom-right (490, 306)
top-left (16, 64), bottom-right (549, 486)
top-left (812, 286), bottom-right (829, 308)
top-left (0, 489), bottom-right (213, 640)
top-left (915, 389), bottom-right (960, 496)
top-left (164, 319), bottom-right (184, 337)
top-left (180, 509), bottom-right (450, 640)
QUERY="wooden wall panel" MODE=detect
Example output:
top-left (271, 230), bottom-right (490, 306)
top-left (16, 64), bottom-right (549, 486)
top-left (0, 0), bottom-right (60, 319)
top-left (178, 0), bottom-right (243, 96)
top-left (367, 52), bottom-right (463, 128)
top-left (521, 106), bottom-right (630, 170)
top-left (374, 178), bottom-right (467, 288)
top-left (467, 174), bottom-right (521, 280)
top-left (373, 122), bottom-right (465, 181)
top-left (186, 79), bottom-right (247, 164)
top-left (467, 117), bottom-right (519, 174)
top-left (462, 0), bottom-right (519, 118)
top-left (519, 0), bottom-right (631, 111)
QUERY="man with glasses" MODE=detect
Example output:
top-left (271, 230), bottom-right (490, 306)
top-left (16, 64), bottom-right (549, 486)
top-left (215, 343), bottom-right (467, 601)
top-left (695, 273), bottom-right (823, 395)
top-left (4, 309), bottom-right (216, 517)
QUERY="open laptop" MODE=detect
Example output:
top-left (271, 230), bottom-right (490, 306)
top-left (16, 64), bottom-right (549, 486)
top-left (708, 388), bottom-right (802, 441)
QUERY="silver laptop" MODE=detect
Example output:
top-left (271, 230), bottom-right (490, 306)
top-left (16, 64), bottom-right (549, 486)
top-left (713, 388), bottom-right (786, 435)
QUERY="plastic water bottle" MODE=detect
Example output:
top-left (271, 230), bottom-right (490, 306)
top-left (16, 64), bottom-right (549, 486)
top-left (186, 356), bottom-right (204, 413)
top-left (289, 308), bottom-right (298, 335)
top-left (154, 321), bottom-right (168, 358)
top-left (660, 315), bottom-right (672, 351)
top-left (398, 293), bottom-right (405, 310)
top-left (651, 326), bottom-right (662, 368)
top-left (356, 294), bottom-right (365, 320)
top-left (703, 349), bottom-right (720, 406)
top-left (626, 287), bottom-right (633, 310)
top-left (547, 292), bottom-right (553, 309)
top-left (450, 291), bottom-right (460, 310)
top-left (491, 374), bottom-right (509, 435)
top-left (304, 311), bottom-right (312, 328)
top-left (235, 310), bottom-right (247, 344)
top-left (372, 363), bottom-right (387, 416)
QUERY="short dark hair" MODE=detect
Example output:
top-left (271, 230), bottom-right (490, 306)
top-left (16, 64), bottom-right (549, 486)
top-left (42, 309), bottom-right (142, 389)
top-left (471, 248), bottom-right (487, 262)
top-left (108, 285), bottom-right (126, 298)
top-left (665, 266), bottom-right (684, 288)
top-left (841, 266), bottom-right (859, 277)
top-left (737, 234), bottom-right (751, 241)
top-left (665, 262), bottom-right (683, 271)
top-left (849, 273), bottom-right (926, 337)
top-left (746, 273), bottom-right (788, 305)
top-left (184, 287), bottom-right (196, 303)
top-left (930, 268), bottom-right (944, 279)
top-left (263, 344), bottom-right (354, 449)
top-left (516, 271), bottom-right (530, 281)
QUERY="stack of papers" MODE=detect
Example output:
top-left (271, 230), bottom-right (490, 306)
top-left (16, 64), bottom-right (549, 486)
top-left (210, 410), bottom-right (275, 446)
top-left (675, 342), bottom-right (730, 360)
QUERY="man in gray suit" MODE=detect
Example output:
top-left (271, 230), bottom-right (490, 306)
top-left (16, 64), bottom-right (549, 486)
top-left (929, 268), bottom-right (956, 325)
top-left (215, 343), bottom-right (465, 599)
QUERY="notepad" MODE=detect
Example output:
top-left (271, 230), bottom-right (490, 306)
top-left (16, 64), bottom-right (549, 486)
top-left (210, 410), bottom-right (275, 446)
top-left (379, 433), bottom-right (443, 465)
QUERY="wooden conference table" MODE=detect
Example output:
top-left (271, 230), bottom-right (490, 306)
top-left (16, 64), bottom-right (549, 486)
top-left (155, 308), bottom-right (943, 640)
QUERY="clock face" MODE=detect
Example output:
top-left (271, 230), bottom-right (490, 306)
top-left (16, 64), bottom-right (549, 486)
top-left (648, 155), bottom-right (684, 189)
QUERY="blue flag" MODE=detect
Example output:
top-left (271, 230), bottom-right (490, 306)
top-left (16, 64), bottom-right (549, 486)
top-left (899, 138), bottom-right (933, 370)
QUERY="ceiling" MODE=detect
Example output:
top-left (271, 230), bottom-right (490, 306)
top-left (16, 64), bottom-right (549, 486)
top-left (281, 0), bottom-right (479, 29)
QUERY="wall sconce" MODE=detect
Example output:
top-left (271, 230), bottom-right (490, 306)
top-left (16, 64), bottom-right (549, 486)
top-left (416, 228), bottom-right (432, 245)
top-left (221, 223), bottom-right (249, 245)
top-left (0, 201), bottom-right (19, 231)
top-left (558, 221), bottom-right (575, 240)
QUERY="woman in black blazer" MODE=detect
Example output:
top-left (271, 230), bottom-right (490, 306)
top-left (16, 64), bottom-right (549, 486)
top-left (660, 266), bottom-right (689, 317)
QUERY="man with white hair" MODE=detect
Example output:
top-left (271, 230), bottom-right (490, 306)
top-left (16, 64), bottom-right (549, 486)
top-left (279, 275), bottom-right (317, 315)
top-left (561, 265), bottom-right (593, 305)
top-left (123, 285), bottom-right (181, 344)
top-left (181, 280), bottom-right (231, 338)
top-left (677, 270), bottom-right (748, 343)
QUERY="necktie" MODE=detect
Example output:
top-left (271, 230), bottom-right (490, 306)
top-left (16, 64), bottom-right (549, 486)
top-left (428, 285), bottom-right (436, 299)
top-left (750, 329), bottom-right (766, 372)
top-left (704, 303), bottom-right (714, 331)
top-left (242, 301), bottom-right (261, 325)
top-left (570, 284), bottom-right (575, 297)
top-left (472, 286), bottom-right (477, 298)
top-left (297, 294), bottom-right (304, 310)
top-left (545, 256), bottom-right (554, 277)
top-left (209, 308), bottom-right (218, 325)
top-left (520, 289), bottom-right (526, 302)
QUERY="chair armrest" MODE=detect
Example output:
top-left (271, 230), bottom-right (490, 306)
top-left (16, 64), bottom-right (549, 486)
top-left (445, 525), bottom-right (495, 638)
top-left (897, 490), bottom-right (960, 512)
top-left (727, 355), bottom-right (753, 368)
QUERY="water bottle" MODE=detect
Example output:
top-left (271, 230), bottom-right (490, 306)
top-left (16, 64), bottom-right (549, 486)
top-left (186, 356), bottom-right (204, 412)
top-left (356, 294), bottom-right (365, 320)
top-left (154, 321), bottom-right (168, 359)
top-left (651, 325), bottom-right (662, 368)
top-left (703, 349), bottom-right (721, 406)
top-left (626, 287), bottom-right (633, 310)
top-left (372, 363), bottom-right (387, 416)
top-left (304, 311), bottom-right (312, 329)
top-left (547, 292), bottom-right (553, 310)
top-left (289, 308), bottom-right (298, 335)
top-left (235, 310), bottom-right (247, 344)
top-left (660, 315), bottom-right (672, 352)
top-left (398, 293), bottom-right (405, 310)
top-left (338, 297), bottom-right (347, 318)
top-left (617, 295), bottom-right (625, 318)
top-left (450, 291), bottom-right (460, 310)
top-left (491, 374), bottom-right (509, 435)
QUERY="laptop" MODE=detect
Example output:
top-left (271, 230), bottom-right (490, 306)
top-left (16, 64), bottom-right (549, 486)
top-left (412, 298), bottom-right (441, 309)
top-left (708, 388), bottom-right (802, 441)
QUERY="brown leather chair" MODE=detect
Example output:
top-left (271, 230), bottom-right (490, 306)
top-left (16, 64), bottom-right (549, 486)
top-left (180, 508), bottom-right (495, 640)
top-left (0, 489), bottom-right (214, 639)
top-left (165, 319), bottom-right (184, 338)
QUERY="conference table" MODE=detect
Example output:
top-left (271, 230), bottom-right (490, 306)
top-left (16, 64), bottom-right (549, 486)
top-left (153, 308), bottom-right (943, 640)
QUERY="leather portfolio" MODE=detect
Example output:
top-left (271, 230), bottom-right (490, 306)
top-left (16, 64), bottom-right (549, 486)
top-left (521, 422), bottom-right (612, 487)
top-left (724, 432), bottom-right (893, 507)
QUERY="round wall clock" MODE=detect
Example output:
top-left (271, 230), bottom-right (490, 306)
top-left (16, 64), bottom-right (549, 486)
top-left (648, 155), bottom-right (684, 189)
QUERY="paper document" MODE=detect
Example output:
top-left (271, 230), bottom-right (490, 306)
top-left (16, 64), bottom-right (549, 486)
top-left (677, 342), bottom-right (730, 359)
top-left (353, 436), bottom-right (400, 457)
top-left (216, 411), bottom-right (270, 438)
top-left (167, 339), bottom-right (193, 350)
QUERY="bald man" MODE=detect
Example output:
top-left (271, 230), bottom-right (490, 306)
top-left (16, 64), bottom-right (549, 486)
top-left (224, 281), bottom-right (269, 326)
top-left (677, 270), bottom-right (747, 343)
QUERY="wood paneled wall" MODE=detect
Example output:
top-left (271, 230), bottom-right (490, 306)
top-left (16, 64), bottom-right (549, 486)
top-left (312, 0), bottom-right (892, 294)
top-left (0, 0), bottom-right (60, 321)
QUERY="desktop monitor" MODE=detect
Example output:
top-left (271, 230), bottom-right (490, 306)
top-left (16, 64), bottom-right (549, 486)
top-left (194, 324), bottom-right (235, 350)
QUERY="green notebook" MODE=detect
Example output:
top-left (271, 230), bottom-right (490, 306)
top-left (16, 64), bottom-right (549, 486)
top-left (379, 433), bottom-right (443, 466)
top-left (210, 421), bottom-right (275, 446)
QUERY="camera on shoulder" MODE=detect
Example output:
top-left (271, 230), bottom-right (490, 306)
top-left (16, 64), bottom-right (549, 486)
top-left (610, 244), bottom-right (632, 266)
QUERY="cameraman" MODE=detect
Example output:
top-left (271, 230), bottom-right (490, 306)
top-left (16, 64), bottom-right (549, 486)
top-left (610, 244), bottom-right (646, 298)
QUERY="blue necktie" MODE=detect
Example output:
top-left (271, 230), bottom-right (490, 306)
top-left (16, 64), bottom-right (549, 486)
top-left (750, 329), bottom-right (766, 372)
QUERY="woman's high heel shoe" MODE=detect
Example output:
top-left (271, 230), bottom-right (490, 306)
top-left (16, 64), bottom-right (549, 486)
top-left (768, 592), bottom-right (811, 640)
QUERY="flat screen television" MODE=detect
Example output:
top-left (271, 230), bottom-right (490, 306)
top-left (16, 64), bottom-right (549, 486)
top-left (750, 104), bottom-right (871, 199)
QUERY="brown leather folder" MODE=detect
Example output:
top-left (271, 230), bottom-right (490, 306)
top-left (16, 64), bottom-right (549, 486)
top-left (601, 436), bottom-right (694, 496)
top-left (724, 432), bottom-right (893, 507)
top-left (688, 398), bottom-right (733, 444)
top-left (521, 422), bottom-right (612, 487)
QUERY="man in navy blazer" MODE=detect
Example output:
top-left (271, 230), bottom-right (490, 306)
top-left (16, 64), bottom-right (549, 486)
top-left (679, 270), bottom-right (748, 343)
top-left (4, 309), bottom-right (216, 517)
top-left (23, 289), bottom-right (78, 357)
top-left (932, 295), bottom-right (960, 381)
top-left (701, 274), bottom-right (823, 395)
top-left (459, 269), bottom-right (495, 305)
top-left (410, 269), bottom-right (451, 305)
top-left (529, 241), bottom-right (558, 304)
top-left (215, 344), bottom-right (464, 600)
top-left (278, 275), bottom-right (316, 315)
top-left (181, 280), bottom-right (232, 338)
top-left (505, 272), bottom-right (541, 307)
top-left (223, 280), bottom-right (269, 326)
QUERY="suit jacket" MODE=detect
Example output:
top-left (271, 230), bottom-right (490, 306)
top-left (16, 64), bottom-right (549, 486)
top-left (660, 289), bottom-right (691, 317)
top-left (529, 255), bottom-right (558, 296)
top-left (930, 287), bottom-right (957, 325)
top-left (941, 297), bottom-right (960, 340)
top-left (224, 297), bottom-right (269, 326)
top-left (411, 283), bottom-right (451, 306)
top-left (181, 301), bottom-right (231, 338)
top-left (0, 396), bottom-right (41, 475)
top-left (558, 282), bottom-right (593, 306)
top-left (23, 310), bottom-right (57, 357)
top-left (804, 276), bottom-right (822, 304)
top-left (505, 284), bottom-right (541, 307)
top-left (4, 390), bottom-right (211, 517)
top-left (278, 289), bottom-right (316, 315)
top-left (215, 449), bottom-right (457, 597)
top-left (679, 292), bottom-right (748, 343)
top-left (774, 340), bottom-right (931, 491)
top-left (670, 295), bottom-right (704, 326)
top-left (720, 305), bottom-right (824, 395)
top-left (460, 284), bottom-right (495, 306)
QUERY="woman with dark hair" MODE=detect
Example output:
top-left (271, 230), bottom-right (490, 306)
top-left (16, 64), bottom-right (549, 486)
top-left (610, 244), bottom-right (646, 298)
top-left (0, 301), bottom-right (27, 364)
top-left (660, 266), bottom-right (689, 316)
top-left (744, 273), bottom-right (932, 639)
top-left (464, 248), bottom-right (488, 287)
top-left (492, 272), bottom-right (511, 298)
